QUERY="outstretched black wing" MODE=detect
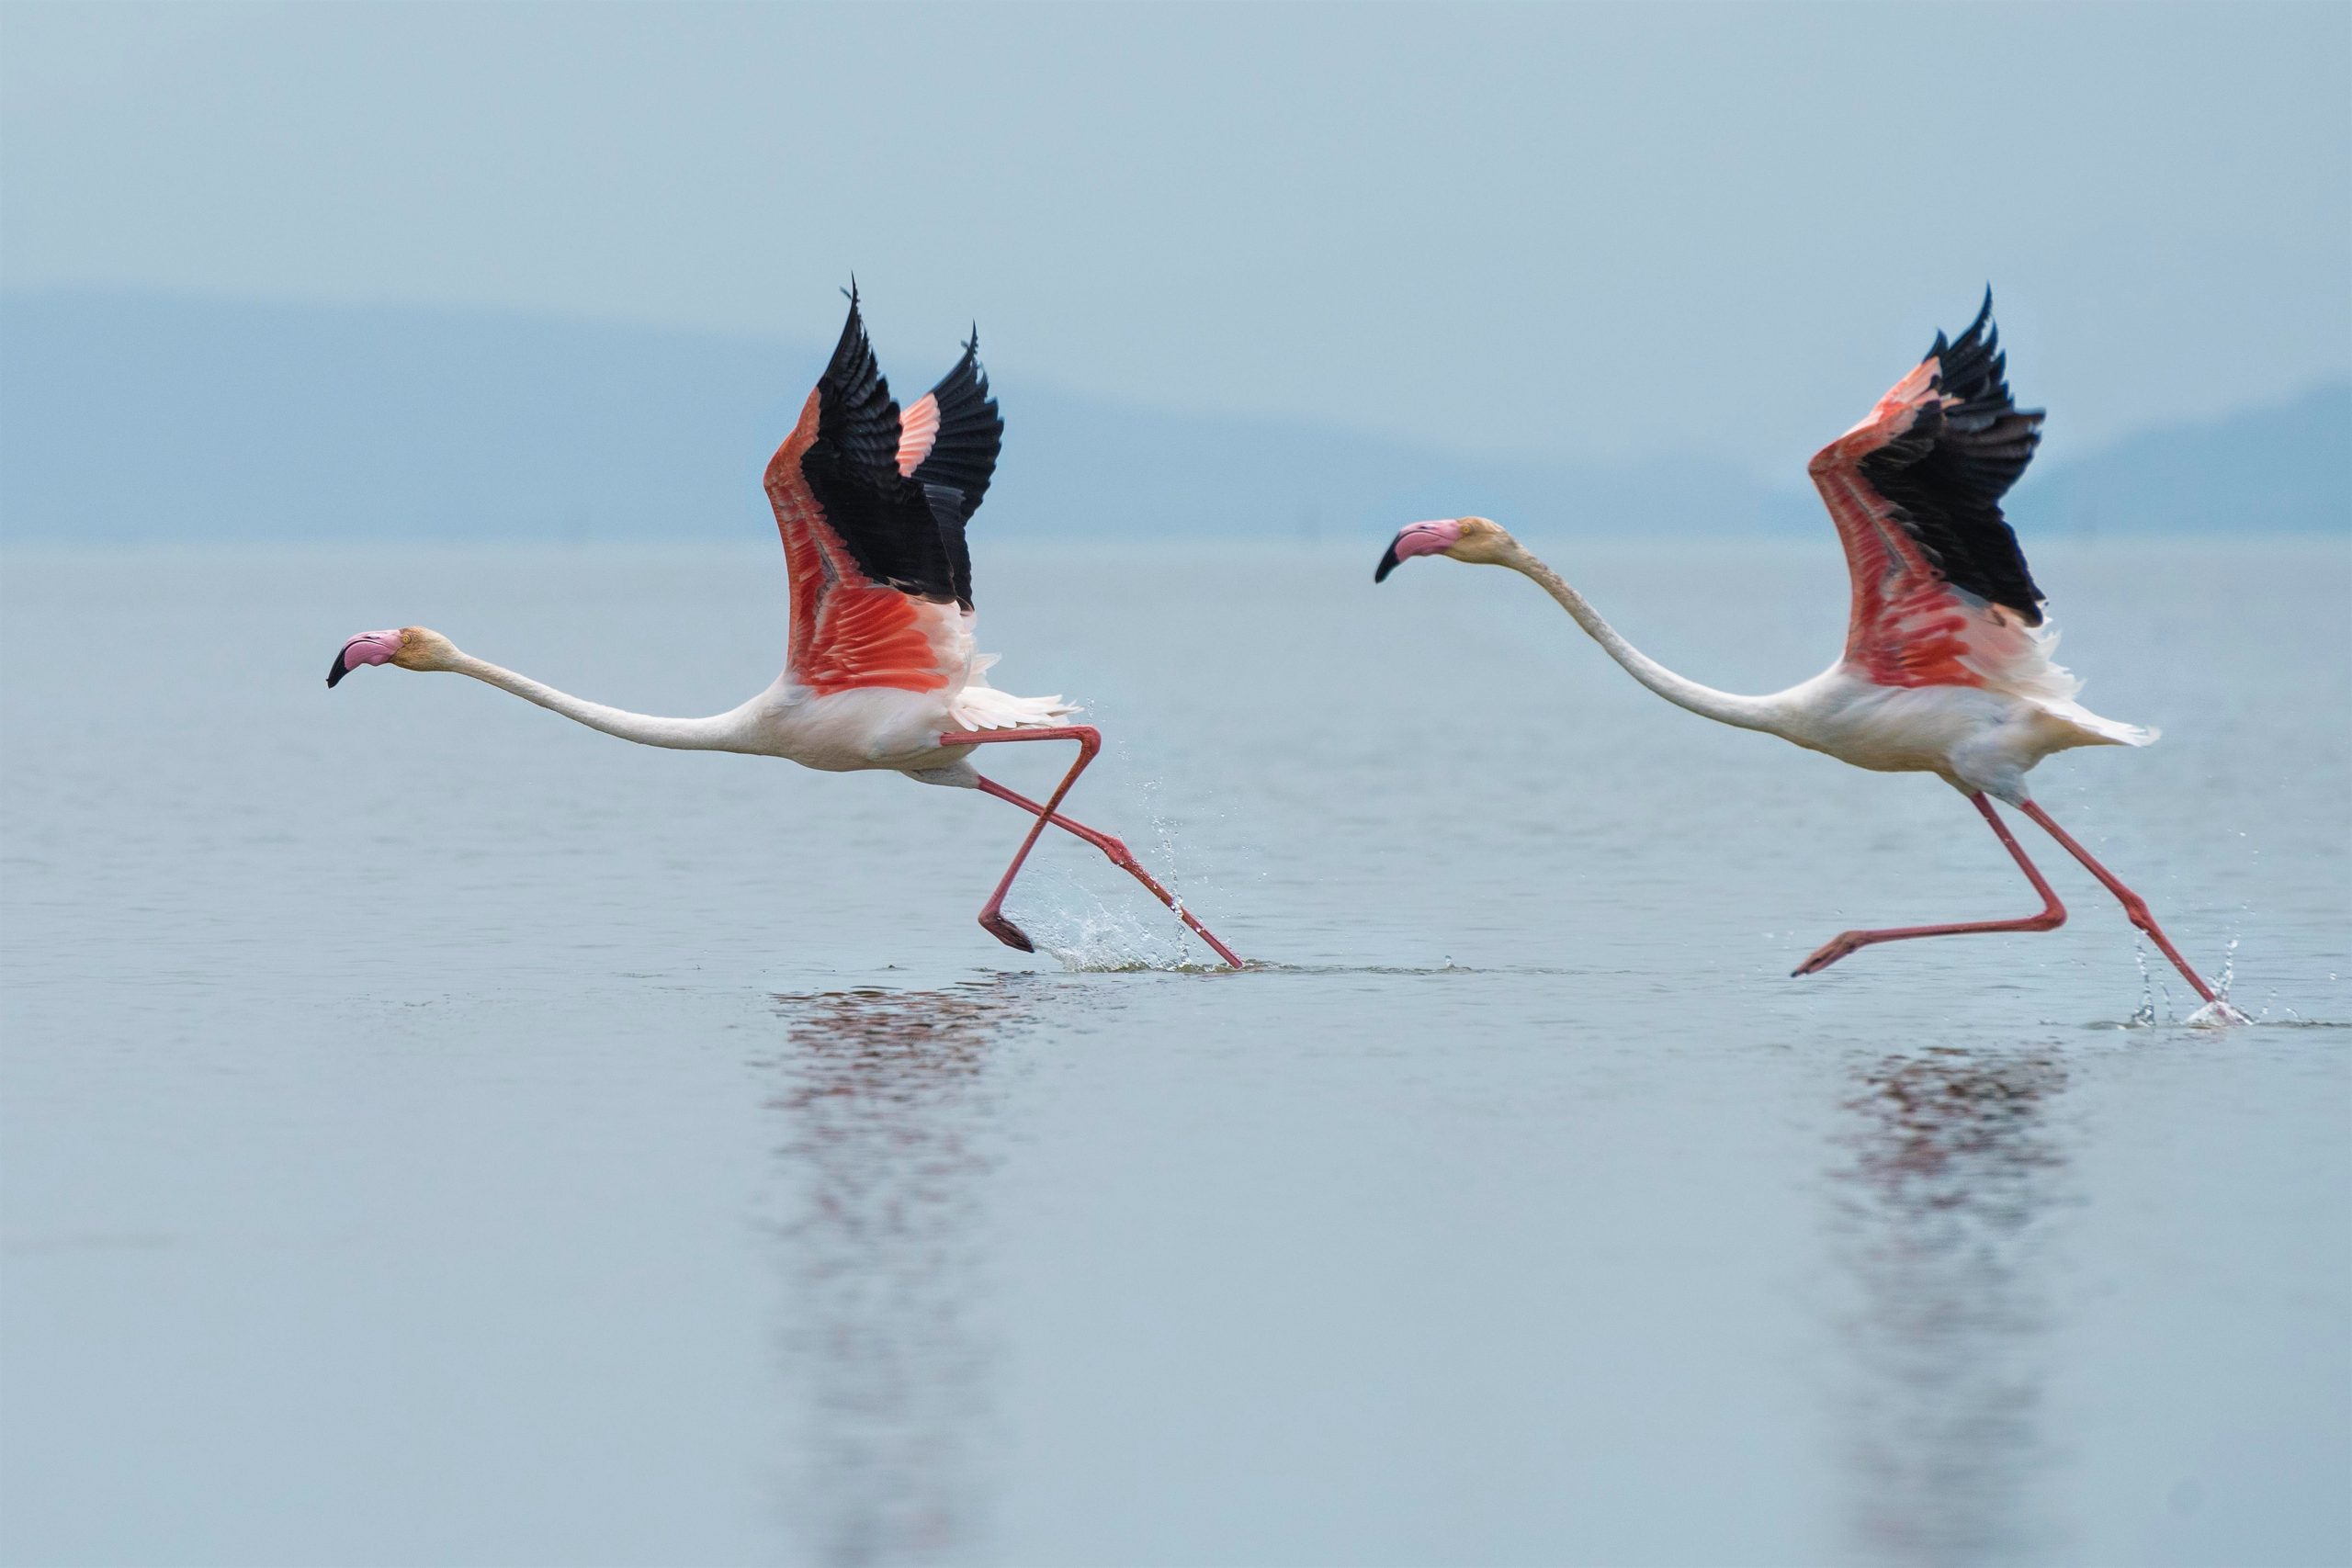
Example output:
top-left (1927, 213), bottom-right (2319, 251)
top-left (1851, 290), bottom-right (2049, 623)
top-left (787, 288), bottom-right (967, 606)
top-left (897, 332), bottom-right (1004, 609)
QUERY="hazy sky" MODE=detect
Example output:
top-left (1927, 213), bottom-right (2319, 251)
top-left (4, 2), bottom-right (2346, 476)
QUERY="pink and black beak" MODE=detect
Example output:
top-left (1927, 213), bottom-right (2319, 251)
top-left (1374, 519), bottom-right (1466, 582)
top-left (327, 629), bottom-right (402, 688)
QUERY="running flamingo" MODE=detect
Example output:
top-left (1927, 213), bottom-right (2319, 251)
top-left (1375, 294), bottom-right (2236, 1018)
top-left (329, 289), bottom-right (1243, 967)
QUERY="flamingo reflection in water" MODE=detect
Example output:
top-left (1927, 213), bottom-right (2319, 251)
top-left (1834, 1045), bottom-right (2072, 1565)
top-left (767, 978), bottom-right (1049, 1566)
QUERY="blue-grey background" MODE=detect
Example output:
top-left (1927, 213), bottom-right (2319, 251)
top-left (3, 6), bottom-right (2347, 1567)
top-left (2, 1), bottom-right (2347, 547)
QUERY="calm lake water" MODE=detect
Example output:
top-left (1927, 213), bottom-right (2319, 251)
top-left (3, 538), bottom-right (2346, 1567)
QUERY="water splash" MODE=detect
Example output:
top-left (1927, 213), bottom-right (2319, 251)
top-left (1033, 900), bottom-right (1170, 972)
top-left (2121, 937), bottom-right (2254, 1029)
top-left (2176, 935), bottom-right (2254, 1025)
top-left (2128, 944), bottom-right (2159, 1028)
top-left (1137, 775), bottom-right (1193, 968)
top-left (1012, 869), bottom-right (1196, 973)
top-left (975, 739), bottom-right (1239, 972)
top-left (2185, 998), bottom-right (2253, 1029)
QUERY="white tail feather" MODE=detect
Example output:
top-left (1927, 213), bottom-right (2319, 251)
top-left (949, 650), bottom-right (1079, 730)
top-left (1980, 616), bottom-right (2155, 747)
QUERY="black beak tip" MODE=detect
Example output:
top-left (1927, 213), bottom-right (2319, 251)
top-left (1374, 541), bottom-right (1402, 584)
top-left (326, 651), bottom-right (351, 688)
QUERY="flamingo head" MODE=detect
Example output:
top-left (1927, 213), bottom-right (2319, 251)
top-left (326, 626), bottom-right (458, 687)
top-left (1374, 516), bottom-right (1514, 581)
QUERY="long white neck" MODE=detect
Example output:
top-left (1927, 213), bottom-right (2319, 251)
top-left (1503, 545), bottom-right (1780, 732)
top-left (447, 653), bottom-right (751, 751)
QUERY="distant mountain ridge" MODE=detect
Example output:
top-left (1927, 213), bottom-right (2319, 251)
top-left (2015, 379), bottom-right (2348, 536)
top-left (2, 290), bottom-right (2342, 545)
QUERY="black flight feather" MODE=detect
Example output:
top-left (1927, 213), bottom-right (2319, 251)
top-left (909, 330), bottom-right (1003, 609)
top-left (797, 293), bottom-right (967, 605)
top-left (1855, 289), bottom-right (2049, 624)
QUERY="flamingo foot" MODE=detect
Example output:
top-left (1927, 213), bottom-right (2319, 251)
top-left (978, 909), bottom-right (1035, 953)
top-left (1793, 931), bottom-right (1867, 977)
top-left (2185, 998), bottom-right (2253, 1029)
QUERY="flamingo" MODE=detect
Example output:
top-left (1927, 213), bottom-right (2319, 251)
top-left (1374, 293), bottom-right (2238, 1018)
top-left (328, 289), bottom-right (1243, 968)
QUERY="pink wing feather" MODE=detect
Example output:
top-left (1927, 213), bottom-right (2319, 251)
top-left (896, 393), bottom-right (941, 477)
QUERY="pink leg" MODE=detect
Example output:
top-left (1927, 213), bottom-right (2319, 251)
top-left (938, 728), bottom-right (1245, 968)
top-left (1794, 795), bottom-right (2065, 977)
top-left (2014, 799), bottom-right (2219, 1005)
top-left (971, 776), bottom-right (1245, 967)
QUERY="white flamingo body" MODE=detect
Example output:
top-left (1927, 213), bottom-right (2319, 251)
top-left (1760, 667), bottom-right (2146, 797)
top-left (1503, 567), bottom-right (2149, 803)
top-left (1377, 293), bottom-right (2233, 1015)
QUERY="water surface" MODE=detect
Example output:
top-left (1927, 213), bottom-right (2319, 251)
top-left (3, 539), bottom-right (2346, 1565)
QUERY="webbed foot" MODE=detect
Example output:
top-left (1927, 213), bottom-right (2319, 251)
top-left (1793, 931), bottom-right (1866, 977)
top-left (978, 910), bottom-right (1035, 953)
